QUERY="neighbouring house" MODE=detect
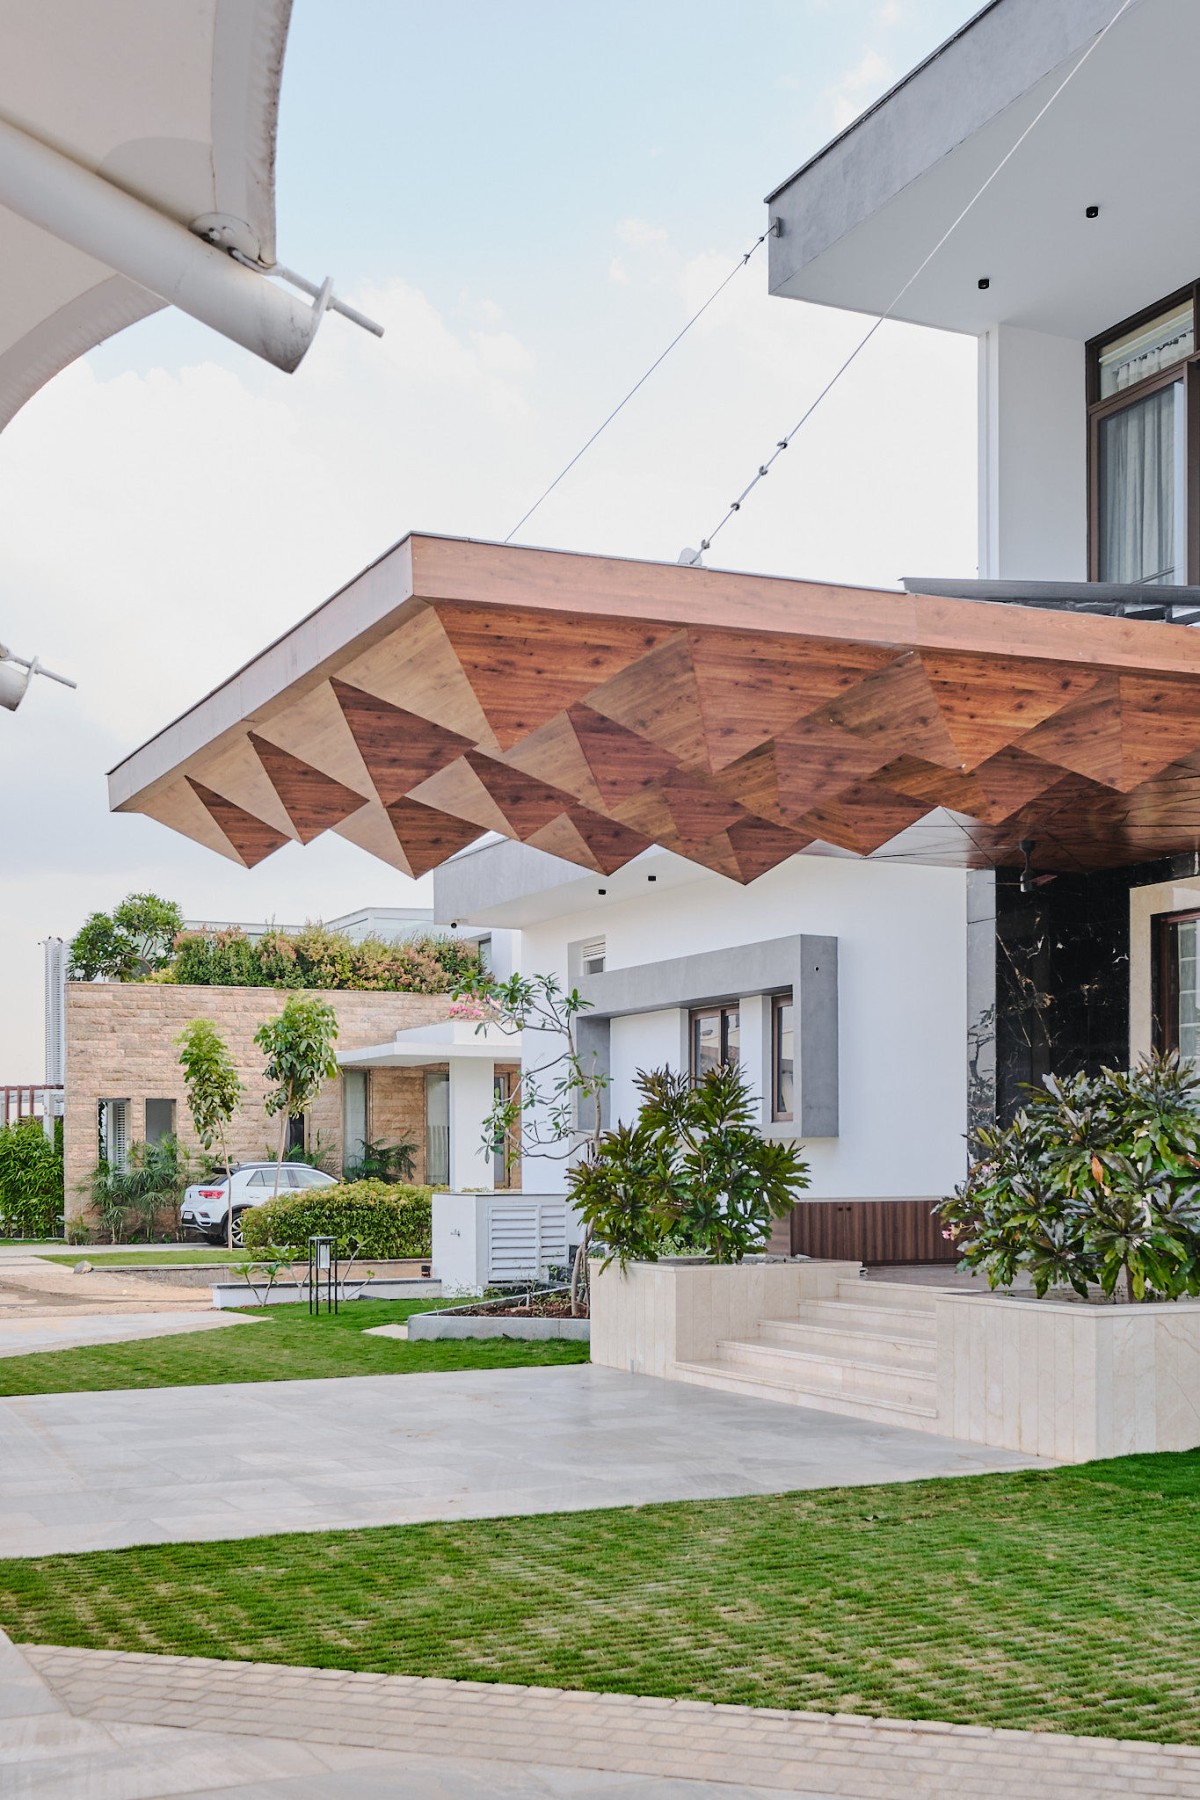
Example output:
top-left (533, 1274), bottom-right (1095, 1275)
top-left (58, 908), bottom-right (521, 1215)
top-left (102, 0), bottom-right (1200, 1272)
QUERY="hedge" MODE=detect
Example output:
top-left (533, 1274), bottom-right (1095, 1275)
top-left (0, 1117), bottom-right (63, 1239)
top-left (239, 1179), bottom-right (433, 1259)
top-left (167, 924), bottom-right (480, 993)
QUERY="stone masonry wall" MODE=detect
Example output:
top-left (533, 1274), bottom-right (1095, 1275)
top-left (64, 984), bottom-right (452, 1215)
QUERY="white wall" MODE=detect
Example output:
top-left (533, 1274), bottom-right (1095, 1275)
top-left (978, 324), bottom-right (1086, 580)
top-left (520, 856), bottom-right (969, 1202)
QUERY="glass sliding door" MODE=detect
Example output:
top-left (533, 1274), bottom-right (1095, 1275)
top-left (1160, 914), bottom-right (1200, 1060)
top-left (1097, 379), bottom-right (1186, 585)
top-left (1090, 291), bottom-right (1196, 586)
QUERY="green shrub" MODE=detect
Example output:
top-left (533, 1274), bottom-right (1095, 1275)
top-left (0, 1116), bottom-right (63, 1237)
top-left (941, 1052), bottom-right (1200, 1302)
top-left (571, 1063), bottom-right (810, 1268)
top-left (167, 924), bottom-right (479, 994)
top-left (240, 1179), bottom-right (433, 1259)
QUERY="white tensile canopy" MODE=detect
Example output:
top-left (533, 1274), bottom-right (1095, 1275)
top-left (0, 0), bottom-right (364, 436)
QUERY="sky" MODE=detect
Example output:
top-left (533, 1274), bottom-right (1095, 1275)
top-left (0, 0), bottom-right (982, 1073)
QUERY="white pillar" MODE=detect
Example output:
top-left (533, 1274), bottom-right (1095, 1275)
top-left (977, 324), bottom-right (1087, 580)
top-left (448, 1058), bottom-right (495, 1192)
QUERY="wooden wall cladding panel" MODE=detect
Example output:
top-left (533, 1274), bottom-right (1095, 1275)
top-left (125, 537), bottom-right (1200, 887)
top-left (789, 1199), bottom-right (955, 1264)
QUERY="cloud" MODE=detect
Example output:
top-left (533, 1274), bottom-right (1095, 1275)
top-left (826, 46), bottom-right (894, 130)
top-left (0, 252), bottom-right (975, 1069)
top-left (615, 218), bottom-right (669, 249)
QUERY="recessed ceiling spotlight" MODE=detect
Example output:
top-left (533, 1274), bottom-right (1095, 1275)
top-left (647, 874), bottom-right (657, 883)
top-left (977, 277), bottom-right (991, 291)
top-left (597, 887), bottom-right (607, 896)
top-left (1085, 204), bottom-right (1100, 219)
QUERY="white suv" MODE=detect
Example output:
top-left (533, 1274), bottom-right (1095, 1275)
top-left (181, 1163), bottom-right (338, 1247)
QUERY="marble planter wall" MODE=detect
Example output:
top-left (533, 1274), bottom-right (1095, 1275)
top-left (589, 1258), bottom-right (860, 1378)
top-left (937, 1293), bottom-right (1200, 1461)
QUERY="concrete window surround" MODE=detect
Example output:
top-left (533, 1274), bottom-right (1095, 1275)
top-left (574, 933), bottom-right (838, 1139)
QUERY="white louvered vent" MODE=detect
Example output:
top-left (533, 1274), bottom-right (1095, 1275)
top-left (487, 1202), bottom-right (569, 1282)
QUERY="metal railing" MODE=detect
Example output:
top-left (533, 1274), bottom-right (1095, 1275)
top-left (1, 1084), bottom-right (63, 1129)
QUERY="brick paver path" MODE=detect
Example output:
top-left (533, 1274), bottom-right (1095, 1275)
top-left (26, 1644), bottom-right (1200, 1797)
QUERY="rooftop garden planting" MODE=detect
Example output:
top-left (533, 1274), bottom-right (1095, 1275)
top-left (67, 894), bottom-right (479, 992)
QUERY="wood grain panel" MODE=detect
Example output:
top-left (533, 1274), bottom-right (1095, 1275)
top-left (688, 628), bottom-right (897, 769)
top-left (789, 1199), bottom-right (955, 1264)
top-left (187, 780), bottom-right (290, 868)
top-left (248, 735), bottom-right (369, 843)
top-left (434, 603), bottom-right (672, 749)
top-left (332, 679), bottom-right (477, 804)
top-left (585, 632), bottom-right (710, 768)
top-left (382, 797), bottom-right (486, 879)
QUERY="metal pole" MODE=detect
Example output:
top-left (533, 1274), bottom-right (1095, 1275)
top-left (0, 115), bottom-right (322, 372)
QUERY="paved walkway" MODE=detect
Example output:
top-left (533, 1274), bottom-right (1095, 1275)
top-left (0, 1308), bottom-right (264, 1357)
top-left (16, 1637), bottom-right (1200, 1798)
top-left (0, 1364), bottom-right (1049, 1557)
top-left (0, 1632), bottom-right (802, 1798)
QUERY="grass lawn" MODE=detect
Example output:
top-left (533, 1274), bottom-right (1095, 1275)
top-left (38, 1249), bottom-right (252, 1267)
top-left (0, 1299), bottom-right (588, 1395)
top-left (2, 1452), bottom-right (1199, 1741)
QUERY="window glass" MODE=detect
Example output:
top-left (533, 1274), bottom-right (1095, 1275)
top-left (1177, 920), bottom-right (1200, 1059)
top-left (289, 1165), bottom-right (325, 1186)
top-left (1099, 301), bottom-right (1194, 398)
top-left (144, 1098), bottom-right (176, 1144)
top-left (245, 1169), bottom-right (271, 1187)
top-left (581, 937), bottom-right (606, 975)
top-left (1097, 381), bottom-right (1185, 585)
top-left (342, 1069), bottom-right (367, 1170)
top-left (690, 1006), bottom-right (739, 1078)
top-left (773, 997), bottom-right (795, 1121)
top-left (426, 1069), bottom-right (450, 1187)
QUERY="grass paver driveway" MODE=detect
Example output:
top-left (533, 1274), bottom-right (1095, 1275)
top-left (0, 1298), bottom-right (588, 1394)
top-left (4, 1451), bottom-right (1200, 1745)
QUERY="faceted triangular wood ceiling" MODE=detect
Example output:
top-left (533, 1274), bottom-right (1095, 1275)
top-left (110, 535), bottom-right (1200, 883)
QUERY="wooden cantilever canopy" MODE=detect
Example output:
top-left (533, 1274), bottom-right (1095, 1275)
top-left (109, 534), bottom-right (1200, 883)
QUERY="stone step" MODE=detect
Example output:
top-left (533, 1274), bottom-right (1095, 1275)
top-left (836, 1277), bottom-right (945, 1310)
top-left (713, 1336), bottom-right (938, 1411)
top-left (674, 1357), bottom-right (941, 1427)
top-left (792, 1298), bottom-right (938, 1340)
top-left (758, 1315), bottom-right (936, 1371)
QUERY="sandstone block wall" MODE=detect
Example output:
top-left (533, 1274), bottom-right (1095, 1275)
top-left (64, 984), bottom-right (452, 1213)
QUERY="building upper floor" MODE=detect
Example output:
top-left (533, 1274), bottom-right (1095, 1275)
top-left (767, 0), bottom-right (1200, 590)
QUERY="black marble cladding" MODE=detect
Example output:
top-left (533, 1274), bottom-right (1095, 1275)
top-left (990, 853), bottom-right (1200, 1124)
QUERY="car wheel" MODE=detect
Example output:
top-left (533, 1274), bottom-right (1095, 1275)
top-left (229, 1212), bottom-right (246, 1250)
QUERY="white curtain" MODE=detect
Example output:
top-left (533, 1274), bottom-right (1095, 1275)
top-left (1098, 383), bottom-right (1178, 585)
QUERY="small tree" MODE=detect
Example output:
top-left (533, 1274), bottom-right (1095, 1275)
top-left (451, 970), bottom-right (608, 1315)
top-left (69, 893), bottom-right (183, 981)
top-left (572, 1063), bottom-right (811, 1269)
top-left (254, 996), bottom-right (340, 1197)
top-left (177, 1018), bottom-right (244, 1249)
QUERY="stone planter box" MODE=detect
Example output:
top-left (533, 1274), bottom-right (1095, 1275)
top-left (210, 1278), bottom-right (441, 1310)
top-left (407, 1313), bottom-right (589, 1341)
top-left (936, 1291), bottom-right (1200, 1461)
top-left (590, 1256), bottom-right (851, 1377)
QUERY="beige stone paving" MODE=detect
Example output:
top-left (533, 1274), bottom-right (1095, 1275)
top-left (26, 1644), bottom-right (1200, 1797)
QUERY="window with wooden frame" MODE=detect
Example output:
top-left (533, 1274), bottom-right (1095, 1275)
top-left (1088, 285), bottom-right (1199, 586)
top-left (690, 1004), bottom-right (740, 1079)
top-left (1156, 910), bottom-right (1200, 1058)
top-left (771, 992), bottom-right (795, 1122)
